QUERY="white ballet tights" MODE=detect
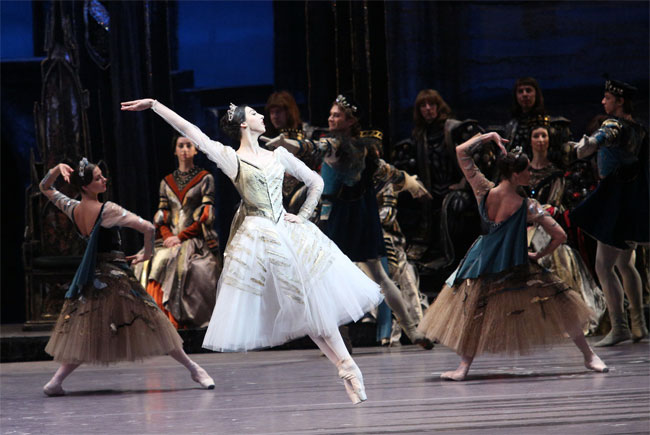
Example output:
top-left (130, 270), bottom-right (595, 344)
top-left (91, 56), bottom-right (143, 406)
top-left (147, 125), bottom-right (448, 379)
top-left (595, 242), bottom-right (643, 326)
top-left (356, 259), bottom-right (416, 328)
top-left (310, 333), bottom-right (351, 365)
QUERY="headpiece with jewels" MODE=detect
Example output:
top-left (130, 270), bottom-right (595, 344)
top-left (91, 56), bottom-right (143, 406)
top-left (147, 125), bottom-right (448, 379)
top-left (335, 95), bottom-right (357, 113)
top-left (527, 114), bottom-right (550, 129)
top-left (604, 75), bottom-right (637, 99)
top-left (227, 102), bottom-right (238, 122)
top-left (511, 146), bottom-right (524, 157)
top-left (78, 157), bottom-right (89, 177)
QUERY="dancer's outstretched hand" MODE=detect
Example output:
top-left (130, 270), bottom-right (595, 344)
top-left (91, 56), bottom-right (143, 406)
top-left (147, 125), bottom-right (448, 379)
top-left (121, 99), bottom-right (155, 112)
top-left (57, 163), bottom-right (74, 183)
top-left (483, 131), bottom-right (509, 155)
top-left (284, 213), bottom-right (302, 223)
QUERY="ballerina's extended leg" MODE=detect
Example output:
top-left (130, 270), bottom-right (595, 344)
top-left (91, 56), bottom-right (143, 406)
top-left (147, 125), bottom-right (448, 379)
top-left (44, 363), bottom-right (80, 396)
top-left (169, 349), bottom-right (215, 389)
top-left (566, 323), bottom-right (609, 373)
top-left (311, 334), bottom-right (366, 404)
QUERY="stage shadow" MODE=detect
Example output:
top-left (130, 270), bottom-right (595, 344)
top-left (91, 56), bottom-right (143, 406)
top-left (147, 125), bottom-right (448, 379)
top-left (427, 369), bottom-right (597, 382)
top-left (61, 386), bottom-right (205, 397)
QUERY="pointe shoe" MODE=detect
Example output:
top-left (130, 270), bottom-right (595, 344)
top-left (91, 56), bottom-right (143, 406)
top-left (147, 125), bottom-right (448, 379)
top-left (190, 365), bottom-right (215, 389)
top-left (585, 354), bottom-right (609, 373)
top-left (630, 309), bottom-right (649, 343)
top-left (337, 359), bottom-right (366, 404)
top-left (594, 326), bottom-right (632, 347)
top-left (43, 381), bottom-right (65, 397)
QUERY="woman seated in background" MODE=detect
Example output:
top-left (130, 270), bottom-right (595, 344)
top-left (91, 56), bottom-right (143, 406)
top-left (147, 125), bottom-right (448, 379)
top-left (136, 135), bottom-right (222, 329)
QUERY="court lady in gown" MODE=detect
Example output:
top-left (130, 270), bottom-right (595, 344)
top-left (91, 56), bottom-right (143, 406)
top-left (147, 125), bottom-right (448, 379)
top-left (417, 132), bottom-right (608, 380)
top-left (136, 135), bottom-right (221, 328)
top-left (121, 98), bottom-right (383, 405)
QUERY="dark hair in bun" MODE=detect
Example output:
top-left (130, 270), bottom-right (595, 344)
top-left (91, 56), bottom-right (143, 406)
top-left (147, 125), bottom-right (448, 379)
top-left (69, 159), bottom-right (97, 192)
top-left (497, 151), bottom-right (529, 180)
top-left (220, 105), bottom-right (247, 142)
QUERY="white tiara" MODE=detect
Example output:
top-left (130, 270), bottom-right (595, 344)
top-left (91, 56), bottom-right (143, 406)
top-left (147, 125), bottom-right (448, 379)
top-left (78, 157), bottom-right (89, 177)
top-left (227, 103), bottom-right (237, 122)
top-left (335, 95), bottom-right (357, 113)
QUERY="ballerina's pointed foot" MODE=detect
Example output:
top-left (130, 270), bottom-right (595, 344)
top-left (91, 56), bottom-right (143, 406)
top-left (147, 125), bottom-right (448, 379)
top-left (337, 359), bottom-right (367, 404)
top-left (43, 381), bottom-right (65, 397)
top-left (191, 365), bottom-right (215, 389)
top-left (440, 369), bottom-right (468, 381)
top-left (585, 355), bottom-right (609, 373)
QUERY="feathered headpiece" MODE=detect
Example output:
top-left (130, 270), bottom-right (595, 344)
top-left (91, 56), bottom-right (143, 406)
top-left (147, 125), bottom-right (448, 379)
top-left (78, 157), bottom-right (89, 177)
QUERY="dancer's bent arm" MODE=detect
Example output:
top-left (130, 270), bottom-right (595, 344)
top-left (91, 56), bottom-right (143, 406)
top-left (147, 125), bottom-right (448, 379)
top-left (456, 132), bottom-right (507, 202)
top-left (102, 202), bottom-right (155, 264)
top-left (39, 163), bottom-right (79, 220)
top-left (275, 147), bottom-right (323, 220)
top-left (526, 199), bottom-right (567, 261)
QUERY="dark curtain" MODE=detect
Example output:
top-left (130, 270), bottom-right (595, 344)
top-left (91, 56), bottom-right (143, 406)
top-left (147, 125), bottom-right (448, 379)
top-left (274, 1), bottom-right (391, 150)
top-left (384, 1), bottom-right (465, 143)
top-left (106, 1), bottom-right (175, 252)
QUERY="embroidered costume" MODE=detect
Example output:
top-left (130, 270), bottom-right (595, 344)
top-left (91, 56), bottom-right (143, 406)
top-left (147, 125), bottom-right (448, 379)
top-left (570, 117), bottom-right (649, 249)
top-left (39, 174), bottom-right (183, 364)
top-left (136, 167), bottom-right (222, 328)
top-left (149, 101), bottom-right (383, 352)
top-left (418, 155), bottom-right (594, 357)
top-left (527, 151), bottom-right (606, 334)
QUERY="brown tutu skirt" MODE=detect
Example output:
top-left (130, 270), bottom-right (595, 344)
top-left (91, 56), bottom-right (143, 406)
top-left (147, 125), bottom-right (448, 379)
top-left (417, 263), bottom-right (595, 358)
top-left (45, 253), bottom-right (184, 365)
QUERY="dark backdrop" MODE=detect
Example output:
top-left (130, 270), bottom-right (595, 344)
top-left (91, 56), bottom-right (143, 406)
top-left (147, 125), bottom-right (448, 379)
top-left (2, 0), bottom-right (648, 323)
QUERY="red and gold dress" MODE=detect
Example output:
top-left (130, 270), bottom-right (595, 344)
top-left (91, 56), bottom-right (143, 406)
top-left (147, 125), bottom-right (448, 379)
top-left (137, 167), bottom-right (222, 328)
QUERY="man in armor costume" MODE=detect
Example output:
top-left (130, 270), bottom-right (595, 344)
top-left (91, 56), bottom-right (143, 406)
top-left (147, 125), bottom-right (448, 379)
top-left (376, 180), bottom-right (430, 345)
top-left (392, 90), bottom-right (488, 270)
top-left (570, 77), bottom-right (649, 346)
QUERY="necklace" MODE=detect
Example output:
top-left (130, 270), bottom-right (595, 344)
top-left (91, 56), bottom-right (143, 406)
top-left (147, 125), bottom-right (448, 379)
top-left (173, 166), bottom-right (201, 190)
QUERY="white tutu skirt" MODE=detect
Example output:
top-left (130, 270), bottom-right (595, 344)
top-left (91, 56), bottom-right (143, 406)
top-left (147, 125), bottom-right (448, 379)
top-left (203, 215), bottom-right (383, 351)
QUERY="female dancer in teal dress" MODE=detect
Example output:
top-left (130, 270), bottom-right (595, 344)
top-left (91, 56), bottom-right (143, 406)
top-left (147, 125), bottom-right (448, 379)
top-left (40, 161), bottom-right (214, 395)
top-left (418, 132), bottom-right (608, 380)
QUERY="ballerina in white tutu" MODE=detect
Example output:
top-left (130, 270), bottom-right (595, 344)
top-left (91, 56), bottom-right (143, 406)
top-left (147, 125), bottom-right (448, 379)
top-left (121, 98), bottom-right (383, 404)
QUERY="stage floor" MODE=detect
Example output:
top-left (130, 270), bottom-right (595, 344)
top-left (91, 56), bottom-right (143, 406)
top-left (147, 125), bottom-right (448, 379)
top-left (1, 339), bottom-right (648, 434)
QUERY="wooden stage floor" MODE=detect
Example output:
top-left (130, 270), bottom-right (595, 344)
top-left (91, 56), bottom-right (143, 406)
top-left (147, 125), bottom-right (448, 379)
top-left (1, 339), bottom-right (648, 434)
